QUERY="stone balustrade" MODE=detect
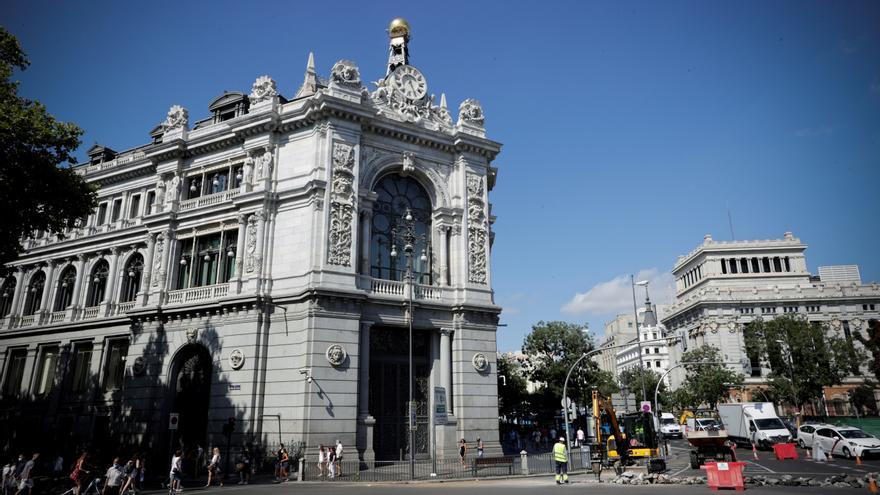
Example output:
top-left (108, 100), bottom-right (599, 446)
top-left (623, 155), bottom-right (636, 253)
top-left (165, 283), bottom-right (230, 305)
top-left (82, 306), bottom-right (100, 319)
top-left (178, 190), bottom-right (240, 212)
top-left (49, 310), bottom-right (66, 324)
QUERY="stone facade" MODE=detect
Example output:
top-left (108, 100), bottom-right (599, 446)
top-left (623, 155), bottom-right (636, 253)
top-left (661, 233), bottom-right (880, 410)
top-left (0, 25), bottom-right (502, 462)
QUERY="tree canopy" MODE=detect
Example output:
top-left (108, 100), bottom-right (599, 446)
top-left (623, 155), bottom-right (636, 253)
top-left (855, 319), bottom-right (880, 384)
top-left (0, 27), bottom-right (97, 272)
top-left (680, 345), bottom-right (743, 410)
top-left (497, 354), bottom-right (531, 422)
top-left (619, 367), bottom-right (666, 410)
top-left (743, 314), bottom-right (860, 411)
top-left (521, 321), bottom-right (617, 412)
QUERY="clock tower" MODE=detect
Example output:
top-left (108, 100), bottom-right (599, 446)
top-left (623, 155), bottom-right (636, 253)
top-left (386, 18), bottom-right (411, 74)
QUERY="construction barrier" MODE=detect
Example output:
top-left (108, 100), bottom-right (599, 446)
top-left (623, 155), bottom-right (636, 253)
top-left (701, 461), bottom-right (746, 491)
top-left (772, 443), bottom-right (798, 460)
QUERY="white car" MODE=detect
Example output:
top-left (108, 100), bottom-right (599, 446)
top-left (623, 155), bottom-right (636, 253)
top-left (796, 423), bottom-right (833, 449)
top-left (812, 425), bottom-right (880, 459)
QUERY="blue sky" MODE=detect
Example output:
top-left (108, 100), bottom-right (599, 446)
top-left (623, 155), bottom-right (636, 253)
top-left (4, 1), bottom-right (879, 352)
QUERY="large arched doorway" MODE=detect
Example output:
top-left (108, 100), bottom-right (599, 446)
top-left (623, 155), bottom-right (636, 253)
top-left (170, 344), bottom-right (213, 450)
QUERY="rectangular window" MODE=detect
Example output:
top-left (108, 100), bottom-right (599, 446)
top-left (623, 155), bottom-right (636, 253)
top-left (784, 256), bottom-right (791, 272)
top-left (655, 361), bottom-right (661, 368)
top-left (752, 258), bottom-right (760, 273)
top-left (176, 238), bottom-right (194, 289)
top-left (2, 348), bottom-right (27, 397)
top-left (70, 343), bottom-right (93, 394)
top-left (186, 176), bottom-right (203, 200)
top-left (97, 203), bottom-right (108, 225)
top-left (773, 257), bottom-right (782, 272)
top-left (35, 346), bottom-right (59, 395)
top-left (740, 258), bottom-right (749, 274)
top-left (721, 259), bottom-right (727, 274)
top-left (762, 257), bottom-right (771, 272)
top-left (103, 339), bottom-right (129, 392)
top-left (729, 258), bottom-right (738, 274)
top-left (111, 198), bottom-right (122, 222)
top-left (129, 195), bottom-right (141, 219)
top-left (145, 191), bottom-right (156, 215)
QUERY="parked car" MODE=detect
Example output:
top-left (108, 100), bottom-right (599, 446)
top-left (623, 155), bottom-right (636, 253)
top-left (812, 425), bottom-right (880, 459)
top-left (796, 423), bottom-right (833, 449)
top-left (782, 419), bottom-right (798, 439)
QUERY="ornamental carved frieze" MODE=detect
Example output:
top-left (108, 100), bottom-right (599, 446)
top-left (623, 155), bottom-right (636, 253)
top-left (249, 75), bottom-right (277, 104)
top-left (152, 232), bottom-right (165, 287)
top-left (245, 214), bottom-right (258, 273)
top-left (327, 142), bottom-right (356, 267)
top-left (466, 174), bottom-right (488, 285)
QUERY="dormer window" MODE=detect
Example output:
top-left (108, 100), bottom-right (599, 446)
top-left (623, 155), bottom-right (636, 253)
top-left (208, 91), bottom-right (249, 124)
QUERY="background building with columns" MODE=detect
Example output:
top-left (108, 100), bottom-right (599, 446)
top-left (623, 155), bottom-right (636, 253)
top-left (0, 20), bottom-right (502, 462)
top-left (662, 232), bottom-right (880, 414)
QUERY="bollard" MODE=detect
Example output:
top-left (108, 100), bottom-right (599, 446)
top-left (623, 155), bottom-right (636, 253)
top-left (520, 450), bottom-right (529, 475)
top-left (298, 458), bottom-right (304, 481)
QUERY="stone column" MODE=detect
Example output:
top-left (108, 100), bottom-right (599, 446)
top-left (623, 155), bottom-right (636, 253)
top-left (360, 210), bottom-right (372, 276)
top-left (102, 247), bottom-right (120, 316)
top-left (440, 328), bottom-right (453, 408)
top-left (357, 321), bottom-right (376, 461)
top-left (439, 226), bottom-right (449, 286)
top-left (38, 261), bottom-right (57, 322)
top-left (2, 267), bottom-right (25, 328)
top-left (70, 255), bottom-right (86, 311)
top-left (233, 213), bottom-right (247, 293)
top-left (140, 233), bottom-right (156, 305)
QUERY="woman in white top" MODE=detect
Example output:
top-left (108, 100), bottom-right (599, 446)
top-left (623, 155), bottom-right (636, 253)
top-left (169, 450), bottom-right (183, 493)
top-left (205, 447), bottom-right (223, 488)
top-left (317, 445), bottom-right (327, 479)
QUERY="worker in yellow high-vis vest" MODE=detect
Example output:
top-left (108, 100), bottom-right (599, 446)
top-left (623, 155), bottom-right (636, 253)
top-left (553, 437), bottom-right (569, 484)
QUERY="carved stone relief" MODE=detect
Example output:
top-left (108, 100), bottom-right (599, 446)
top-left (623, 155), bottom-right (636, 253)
top-left (458, 98), bottom-right (485, 127)
top-left (466, 174), bottom-right (488, 284)
top-left (131, 356), bottom-right (146, 375)
top-left (472, 352), bottom-right (489, 372)
top-left (245, 214), bottom-right (258, 273)
top-left (229, 349), bottom-right (245, 370)
top-left (152, 232), bottom-right (165, 287)
top-left (330, 60), bottom-right (361, 87)
top-left (326, 344), bottom-right (347, 367)
top-left (249, 75), bottom-right (277, 104)
top-left (164, 105), bottom-right (188, 130)
top-left (327, 142), bottom-right (355, 266)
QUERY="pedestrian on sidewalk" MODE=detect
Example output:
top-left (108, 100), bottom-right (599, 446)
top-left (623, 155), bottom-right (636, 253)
top-left (275, 444), bottom-right (289, 482)
top-left (13, 453), bottom-right (38, 495)
top-left (576, 427), bottom-right (585, 447)
top-left (459, 439), bottom-right (468, 467)
top-left (102, 458), bottom-right (124, 495)
top-left (327, 447), bottom-right (336, 480)
top-left (169, 450), bottom-right (183, 493)
top-left (119, 458), bottom-right (136, 495)
top-left (553, 437), bottom-right (569, 485)
top-left (204, 447), bottom-right (222, 488)
top-left (3, 459), bottom-right (15, 495)
top-left (477, 438), bottom-right (484, 458)
top-left (236, 447), bottom-right (251, 485)
top-left (334, 440), bottom-right (343, 477)
top-left (316, 446), bottom-right (327, 480)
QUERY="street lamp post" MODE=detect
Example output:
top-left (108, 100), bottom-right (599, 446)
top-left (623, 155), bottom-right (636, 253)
top-left (390, 207), bottom-right (428, 480)
top-left (631, 276), bottom-right (648, 402)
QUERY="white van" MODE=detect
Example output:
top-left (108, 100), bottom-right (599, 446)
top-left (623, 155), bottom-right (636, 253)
top-left (718, 403), bottom-right (791, 449)
top-left (660, 413), bottom-right (682, 439)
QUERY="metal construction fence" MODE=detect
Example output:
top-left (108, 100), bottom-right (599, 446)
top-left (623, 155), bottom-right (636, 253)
top-left (298, 453), bottom-right (565, 482)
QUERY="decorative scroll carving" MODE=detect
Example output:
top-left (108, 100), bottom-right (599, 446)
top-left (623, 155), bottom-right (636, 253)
top-left (458, 98), bottom-right (484, 126)
top-left (327, 142), bottom-right (355, 266)
top-left (245, 214), bottom-right (258, 273)
top-left (467, 174), bottom-right (487, 284)
top-left (163, 105), bottom-right (188, 130)
top-left (330, 60), bottom-right (361, 86)
top-left (249, 75), bottom-right (277, 104)
top-left (326, 344), bottom-right (347, 367)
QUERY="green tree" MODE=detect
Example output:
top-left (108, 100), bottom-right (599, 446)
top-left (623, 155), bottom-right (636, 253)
top-left (663, 387), bottom-right (698, 413)
top-left (521, 321), bottom-right (612, 413)
top-left (855, 319), bottom-right (880, 383)
top-left (0, 28), bottom-right (97, 271)
top-left (497, 354), bottom-right (530, 421)
top-left (743, 315), bottom-right (860, 411)
top-left (680, 345), bottom-right (743, 409)
top-left (619, 367), bottom-right (666, 409)
top-left (850, 380), bottom-right (878, 416)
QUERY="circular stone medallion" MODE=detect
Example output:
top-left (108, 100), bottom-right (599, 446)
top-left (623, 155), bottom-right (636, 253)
top-left (229, 349), bottom-right (245, 370)
top-left (131, 356), bottom-right (145, 375)
top-left (472, 353), bottom-right (489, 372)
top-left (326, 344), bottom-right (347, 367)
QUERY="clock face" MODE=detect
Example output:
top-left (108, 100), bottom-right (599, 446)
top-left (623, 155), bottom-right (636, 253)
top-left (392, 65), bottom-right (427, 101)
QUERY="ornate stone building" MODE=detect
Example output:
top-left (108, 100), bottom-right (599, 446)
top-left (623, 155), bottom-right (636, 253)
top-left (0, 20), bottom-right (502, 461)
top-left (662, 233), bottom-right (880, 414)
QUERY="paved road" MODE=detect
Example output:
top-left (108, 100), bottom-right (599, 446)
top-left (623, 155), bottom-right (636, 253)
top-left (154, 477), bottom-right (856, 494)
top-left (661, 436), bottom-right (880, 477)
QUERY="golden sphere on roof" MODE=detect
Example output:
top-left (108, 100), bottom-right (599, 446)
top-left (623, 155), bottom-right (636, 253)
top-left (388, 18), bottom-right (411, 38)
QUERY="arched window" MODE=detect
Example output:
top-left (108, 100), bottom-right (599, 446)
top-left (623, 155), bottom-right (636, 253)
top-left (23, 271), bottom-right (46, 316)
top-left (54, 266), bottom-right (77, 311)
top-left (86, 260), bottom-right (110, 307)
top-left (0, 277), bottom-right (16, 317)
top-left (120, 254), bottom-right (144, 303)
top-left (370, 174), bottom-right (433, 284)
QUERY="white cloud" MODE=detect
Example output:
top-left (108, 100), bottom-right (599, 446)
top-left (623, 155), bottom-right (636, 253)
top-left (561, 268), bottom-right (676, 316)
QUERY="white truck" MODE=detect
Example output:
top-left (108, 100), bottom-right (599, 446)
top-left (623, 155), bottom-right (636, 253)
top-left (717, 402), bottom-right (792, 449)
top-left (659, 413), bottom-right (683, 439)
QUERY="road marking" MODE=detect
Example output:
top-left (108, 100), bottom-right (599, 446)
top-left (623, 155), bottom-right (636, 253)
top-left (670, 467), bottom-right (691, 477)
top-left (744, 461), bottom-right (775, 473)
